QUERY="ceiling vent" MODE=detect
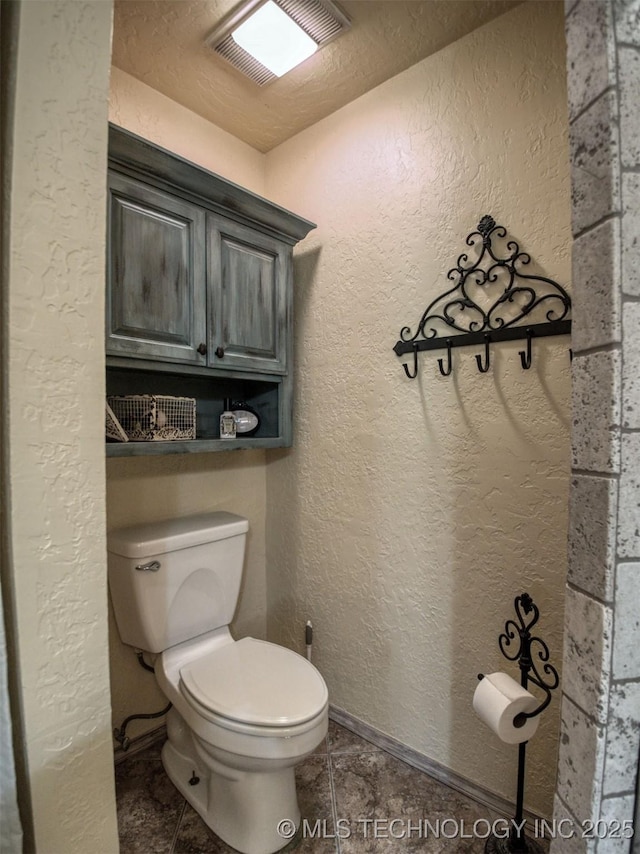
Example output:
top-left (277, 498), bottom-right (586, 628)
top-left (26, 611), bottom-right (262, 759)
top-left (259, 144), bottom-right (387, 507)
top-left (206, 0), bottom-right (350, 86)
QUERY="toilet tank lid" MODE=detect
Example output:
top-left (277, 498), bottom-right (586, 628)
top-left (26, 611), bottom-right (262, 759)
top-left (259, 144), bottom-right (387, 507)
top-left (107, 511), bottom-right (249, 558)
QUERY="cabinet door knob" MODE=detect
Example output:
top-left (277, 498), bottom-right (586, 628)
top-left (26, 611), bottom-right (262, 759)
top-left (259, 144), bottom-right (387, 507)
top-left (215, 346), bottom-right (225, 359)
top-left (197, 343), bottom-right (207, 356)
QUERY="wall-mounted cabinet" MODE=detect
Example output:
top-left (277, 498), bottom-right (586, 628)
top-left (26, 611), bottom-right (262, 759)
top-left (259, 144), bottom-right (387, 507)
top-left (207, 213), bottom-right (289, 376)
top-left (105, 124), bottom-right (315, 457)
top-left (107, 173), bottom-right (207, 366)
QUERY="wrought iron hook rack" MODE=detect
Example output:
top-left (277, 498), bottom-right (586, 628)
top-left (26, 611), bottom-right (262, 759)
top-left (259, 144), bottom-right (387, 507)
top-left (393, 216), bottom-right (572, 380)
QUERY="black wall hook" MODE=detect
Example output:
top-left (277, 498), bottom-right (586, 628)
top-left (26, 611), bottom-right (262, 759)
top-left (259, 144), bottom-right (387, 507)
top-left (437, 339), bottom-right (453, 376)
top-left (402, 344), bottom-right (418, 379)
top-left (475, 335), bottom-right (491, 373)
top-left (519, 329), bottom-right (533, 370)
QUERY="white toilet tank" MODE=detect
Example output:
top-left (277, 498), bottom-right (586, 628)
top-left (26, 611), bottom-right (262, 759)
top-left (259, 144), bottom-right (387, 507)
top-left (107, 511), bottom-right (249, 653)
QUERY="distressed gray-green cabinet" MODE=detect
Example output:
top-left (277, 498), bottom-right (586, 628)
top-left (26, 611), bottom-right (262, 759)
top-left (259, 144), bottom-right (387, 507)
top-left (207, 214), bottom-right (288, 375)
top-left (107, 173), bottom-right (207, 366)
top-left (105, 125), bottom-right (315, 457)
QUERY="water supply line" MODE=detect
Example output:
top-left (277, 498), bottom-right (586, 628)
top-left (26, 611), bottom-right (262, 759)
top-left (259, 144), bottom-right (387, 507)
top-left (305, 621), bottom-right (313, 662)
top-left (113, 650), bottom-right (172, 752)
top-left (136, 650), bottom-right (155, 673)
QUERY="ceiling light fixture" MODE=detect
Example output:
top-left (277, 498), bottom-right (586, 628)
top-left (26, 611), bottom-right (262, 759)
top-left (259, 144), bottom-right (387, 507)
top-left (232, 1), bottom-right (318, 78)
top-left (206, 0), bottom-right (350, 86)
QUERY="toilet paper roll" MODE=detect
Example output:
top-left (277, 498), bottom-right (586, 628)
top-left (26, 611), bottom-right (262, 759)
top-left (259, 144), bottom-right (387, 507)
top-left (472, 672), bottom-right (540, 744)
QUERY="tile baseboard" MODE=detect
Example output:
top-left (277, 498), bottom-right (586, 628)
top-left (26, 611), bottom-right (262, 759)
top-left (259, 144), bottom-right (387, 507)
top-left (328, 704), bottom-right (549, 827)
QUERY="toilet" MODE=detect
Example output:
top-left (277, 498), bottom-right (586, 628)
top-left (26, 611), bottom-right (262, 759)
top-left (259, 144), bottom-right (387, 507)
top-left (107, 511), bottom-right (329, 854)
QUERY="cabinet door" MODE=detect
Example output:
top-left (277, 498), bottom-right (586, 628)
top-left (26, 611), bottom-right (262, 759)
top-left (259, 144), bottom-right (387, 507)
top-left (107, 173), bottom-right (207, 365)
top-left (208, 214), bottom-right (289, 375)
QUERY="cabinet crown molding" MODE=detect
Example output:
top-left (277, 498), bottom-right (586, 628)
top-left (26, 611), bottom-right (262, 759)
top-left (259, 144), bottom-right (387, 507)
top-left (108, 123), bottom-right (316, 245)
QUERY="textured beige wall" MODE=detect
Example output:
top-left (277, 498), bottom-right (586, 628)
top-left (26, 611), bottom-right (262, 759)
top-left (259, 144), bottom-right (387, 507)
top-left (264, 1), bottom-right (571, 818)
top-left (109, 67), bottom-right (265, 195)
top-left (106, 75), bottom-right (269, 740)
top-left (4, 1), bottom-right (118, 850)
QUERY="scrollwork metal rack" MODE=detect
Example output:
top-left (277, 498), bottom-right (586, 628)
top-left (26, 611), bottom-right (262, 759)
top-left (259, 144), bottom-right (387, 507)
top-left (479, 593), bottom-right (559, 854)
top-left (393, 216), bottom-right (572, 379)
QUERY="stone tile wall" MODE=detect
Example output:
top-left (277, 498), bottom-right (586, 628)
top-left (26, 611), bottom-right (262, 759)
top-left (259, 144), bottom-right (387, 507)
top-left (552, 1), bottom-right (640, 852)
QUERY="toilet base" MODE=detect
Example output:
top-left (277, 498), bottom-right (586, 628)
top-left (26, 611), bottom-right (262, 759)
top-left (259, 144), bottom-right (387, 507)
top-left (161, 738), bottom-right (301, 854)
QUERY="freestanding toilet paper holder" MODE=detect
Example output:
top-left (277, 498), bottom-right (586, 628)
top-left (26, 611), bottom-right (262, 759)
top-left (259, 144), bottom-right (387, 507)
top-left (478, 592), bottom-right (559, 854)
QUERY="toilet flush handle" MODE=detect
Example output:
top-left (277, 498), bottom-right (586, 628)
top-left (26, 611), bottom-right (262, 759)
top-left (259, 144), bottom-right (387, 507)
top-left (135, 560), bottom-right (161, 572)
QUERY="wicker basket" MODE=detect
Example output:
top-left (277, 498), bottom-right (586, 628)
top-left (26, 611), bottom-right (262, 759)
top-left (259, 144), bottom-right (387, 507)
top-left (105, 402), bottom-right (129, 442)
top-left (107, 394), bottom-right (196, 442)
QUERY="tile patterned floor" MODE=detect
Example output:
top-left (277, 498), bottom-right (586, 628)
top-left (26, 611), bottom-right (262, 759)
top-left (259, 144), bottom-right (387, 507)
top-left (116, 721), bottom-right (548, 853)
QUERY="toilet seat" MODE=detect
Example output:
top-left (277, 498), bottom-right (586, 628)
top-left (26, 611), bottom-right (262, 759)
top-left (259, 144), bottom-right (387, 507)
top-left (180, 637), bottom-right (328, 730)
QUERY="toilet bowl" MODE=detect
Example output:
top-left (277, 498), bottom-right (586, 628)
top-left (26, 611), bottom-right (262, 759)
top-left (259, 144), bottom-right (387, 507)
top-left (107, 512), bottom-right (329, 854)
top-left (157, 629), bottom-right (328, 853)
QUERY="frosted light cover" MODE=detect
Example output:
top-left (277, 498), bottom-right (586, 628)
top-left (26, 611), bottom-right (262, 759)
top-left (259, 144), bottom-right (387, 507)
top-left (232, 1), bottom-right (318, 77)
